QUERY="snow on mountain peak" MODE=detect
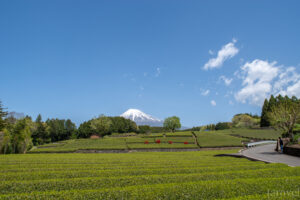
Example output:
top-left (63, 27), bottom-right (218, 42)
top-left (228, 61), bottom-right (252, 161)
top-left (120, 108), bottom-right (163, 126)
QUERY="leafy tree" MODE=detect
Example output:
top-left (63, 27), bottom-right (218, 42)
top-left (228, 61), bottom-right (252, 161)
top-left (163, 116), bottom-right (181, 132)
top-left (260, 99), bottom-right (270, 127)
top-left (46, 119), bottom-right (67, 142)
top-left (32, 114), bottom-right (51, 145)
top-left (232, 114), bottom-right (260, 128)
top-left (128, 120), bottom-right (138, 133)
top-left (90, 116), bottom-right (113, 136)
top-left (65, 119), bottom-right (77, 139)
top-left (0, 129), bottom-right (12, 154)
top-left (215, 122), bottom-right (232, 130)
top-left (267, 95), bottom-right (300, 139)
top-left (110, 117), bottom-right (129, 133)
top-left (36, 114), bottom-right (42, 123)
top-left (268, 95), bottom-right (276, 112)
top-left (45, 118), bottom-right (77, 142)
top-left (204, 124), bottom-right (216, 131)
top-left (0, 101), bottom-right (7, 131)
top-left (78, 121), bottom-right (93, 138)
top-left (11, 118), bottom-right (33, 154)
top-left (138, 125), bottom-right (151, 134)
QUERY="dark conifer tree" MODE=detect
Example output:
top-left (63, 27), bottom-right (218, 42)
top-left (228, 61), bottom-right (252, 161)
top-left (0, 101), bottom-right (7, 131)
top-left (260, 99), bottom-right (270, 127)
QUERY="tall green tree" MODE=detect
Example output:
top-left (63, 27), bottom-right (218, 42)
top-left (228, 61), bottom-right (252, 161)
top-left (163, 116), bottom-right (181, 132)
top-left (11, 118), bottom-right (33, 154)
top-left (65, 119), bottom-right (77, 139)
top-left (90, 116), bottom-right (113, 136)
top-left (267, 95), bottom-right (300, 139)
top-left (260, 99), bottom-right (270, 127)
top-left (0, 129), bottom-right (12, 154)
top-left (32, 114), bottom-right (50, 145)
top-left (78, 121), bottom-right (93, 138)
top-left (268, 95), bottom-right (276, 112)
top-left (0, 101), bottom-right (7, 131)
top-left (46, 119), bottom-right (66, 142)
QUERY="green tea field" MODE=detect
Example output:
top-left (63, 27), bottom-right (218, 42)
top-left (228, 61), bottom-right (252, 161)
top-left (29, 129), bottom-right (281, 153)
top-left (1, 151), bottom-right (299, 199)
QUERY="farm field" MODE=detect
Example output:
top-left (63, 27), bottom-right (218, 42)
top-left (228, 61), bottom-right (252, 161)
top-left (1, 151), bottom-right (300, 199)
top-left (29, 128), bottom-right (282, 153)
top-left (195, 132), bottom-right (244, 147)
top-left (30, 132), bottom-right (198, 153)
top-left (220, 128), bottom-right (281, 140)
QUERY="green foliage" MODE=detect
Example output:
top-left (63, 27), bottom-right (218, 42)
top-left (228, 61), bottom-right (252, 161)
top-left (215, 122), bottom-right (232, 130)
top-left (77, 116), bottom-right (138, 138)
top-left (267, 95), bottom-right (300, 138)
top-left (0, 100), bottom-right (7, 131)
top-left (11, 118), bottom-right (34, 153)
top-left (110, 116), bottom-right (137, 133)
top-left (77, 121), bottom-right (93, 138)
top-left (137, 125), bottom-right (151, 134)
top-left (46, 118), bottom-right (77, 142)
top-left (0, 128), bottom-right (12, 154)
top-left (90, 116), bottom-right (113, 136)
top-left (1, 151), bottom-right (300, 199)
top-left (260, 99), bottom-right (270, 127)
top-left (232, 114), bottom-right (260, 128)
top-left (148, 126), bottom-right (167, 133)
top-left (32, 114), bottom-right (51, 145)
top-left (163, 116), bottom-right (181, 132)
top-left (293, 134), bottom-right (300, 144)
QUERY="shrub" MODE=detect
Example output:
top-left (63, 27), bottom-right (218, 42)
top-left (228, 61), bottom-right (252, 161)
top-left (144, 141), bottom-right (149, 144)
top-left (168, 141), bottom-right (173, 144)
top-left (184, 141), bottom-right (188, 144)
top-left (155, 139), bottom-right (161, 144)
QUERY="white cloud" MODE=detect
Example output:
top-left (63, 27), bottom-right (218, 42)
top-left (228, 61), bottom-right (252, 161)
top-left (155, 68), bottom-right (161, 77)
top-left (219, 75), bottom-right (233, 86)
top-left (211, 100), bottom-right (216, 106)
top-left (285, 80), bottom-right (300, 97)
top-left (208, 50), bottom-right (214, 55)
top-left (273, 67), bottom-right (300, 95)
top-left (203, 39), bottom-right (239, 70)
top-left (235, 60), bottom-right (279, 105)
top-left (235, 59), bottom-right (300, 106)
top-left (201, 89), bottom-right (210, 96)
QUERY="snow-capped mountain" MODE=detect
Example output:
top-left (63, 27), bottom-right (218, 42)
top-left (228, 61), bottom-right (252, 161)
top-left (120, 109), bottom-right (163, 126)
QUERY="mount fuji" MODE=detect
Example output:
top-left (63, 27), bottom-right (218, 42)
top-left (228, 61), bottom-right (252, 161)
top-left (120, 109), bottom-right (163, 126)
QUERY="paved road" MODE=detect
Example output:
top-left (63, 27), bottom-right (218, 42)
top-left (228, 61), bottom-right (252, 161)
top-left (241, 144), bottom-right (300, 167)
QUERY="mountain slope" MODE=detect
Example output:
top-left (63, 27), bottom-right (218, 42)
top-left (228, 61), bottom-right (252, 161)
top-left (120, 109), bottom-right (163, 126)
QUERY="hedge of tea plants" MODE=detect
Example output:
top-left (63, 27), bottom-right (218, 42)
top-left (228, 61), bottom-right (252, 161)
top-left (30, 132), bottom-right (199, 153)
top-left (0, 151), bottom-right (299, 199)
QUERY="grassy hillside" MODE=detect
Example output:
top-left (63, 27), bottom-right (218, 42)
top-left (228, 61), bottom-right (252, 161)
top-left (1, 151), bottom-right (300, 199)
top-left (195, 132), bottom-right (244, 147)
top-left (30, 133), bottom-right (198, 153)
top-left (221, 128), bottom-right (281, 140)
top-left (29, 128), bottom-right (281, 153)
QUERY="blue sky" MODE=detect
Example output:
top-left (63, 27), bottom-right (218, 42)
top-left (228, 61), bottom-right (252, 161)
top-left (1, 0), bottom-right (300, 127)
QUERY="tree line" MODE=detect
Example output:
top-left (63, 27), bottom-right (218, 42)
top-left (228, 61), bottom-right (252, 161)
top-left (0, 100), bottom-right (182, 154)
top-left (187, 95), bottom-right (300, 140)
top-left (260, 95), bottom-right (300, 139)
